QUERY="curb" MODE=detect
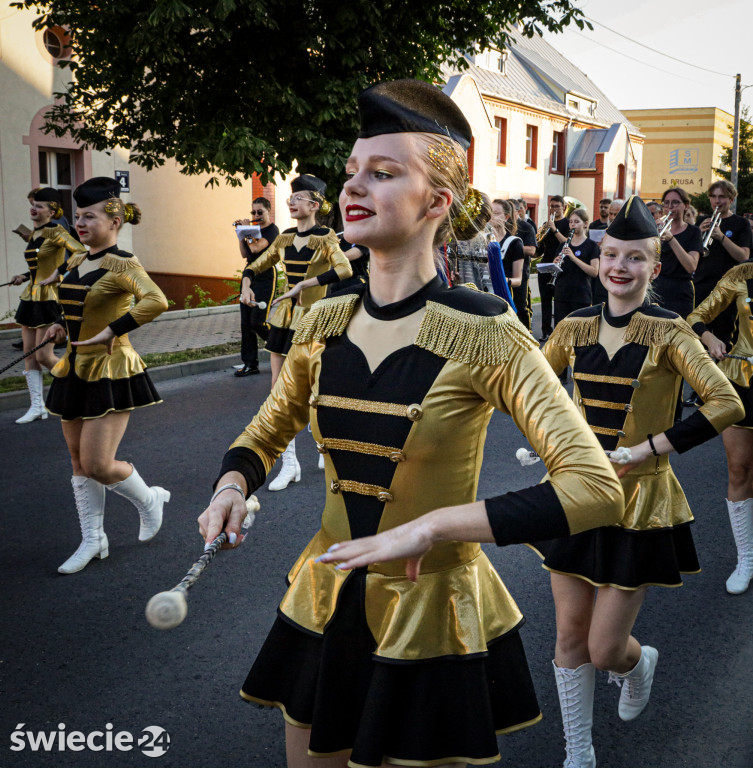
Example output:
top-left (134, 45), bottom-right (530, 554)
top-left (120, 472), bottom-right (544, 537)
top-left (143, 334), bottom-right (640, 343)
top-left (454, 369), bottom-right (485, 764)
top-left (0, 351), bottom-right (270, 414)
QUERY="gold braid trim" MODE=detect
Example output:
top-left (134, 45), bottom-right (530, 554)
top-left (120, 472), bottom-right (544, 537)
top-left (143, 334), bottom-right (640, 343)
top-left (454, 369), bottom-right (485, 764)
top-left (727, 262), bottom-right (753, 282)
top-left (292, 294), bottom-right (359, 343)
top-left (548, 315), bottom-right (600, 348)
top-left (581, 397), bottom-right (632, 412)
top-left (574, 372), bottom-right (638, 386)
top-left (414, 302), bottom-right (537, 366)
top-left (591, 425), bottom-right (624, 437)
top-left (624, 313), bottom-right (698, 347)
top-left (319, 438), bottom-right (403, 460)
top-left (333, 479), bottom-right (393, 501)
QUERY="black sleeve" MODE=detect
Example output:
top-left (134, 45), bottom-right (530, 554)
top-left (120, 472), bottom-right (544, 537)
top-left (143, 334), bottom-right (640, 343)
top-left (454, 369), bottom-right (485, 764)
top-left (214, 446), bottom-right (267, 496)
top-left (685, 225), bottom-right (703, 254)
top-left (109, 313), bottom-right (140, 337)
top-left (316, 268), bottom-right (341, 286)
top-left (664, 410), bottom-right (719, 454)
top-left (242, 267), bottom-right (254, 282)
top-left (519, 223), bottom-right (536, 248)
top-left (691, 321), bottom-right (709, 337)
top-left (485, 482), bottom-right (570, 545)
top-left (733, 217), bottom-right (753, 249)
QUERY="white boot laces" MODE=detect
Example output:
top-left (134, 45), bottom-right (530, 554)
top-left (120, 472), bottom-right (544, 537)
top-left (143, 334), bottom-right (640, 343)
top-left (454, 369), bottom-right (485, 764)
top-left (557, 672), bottom-right (590, 755)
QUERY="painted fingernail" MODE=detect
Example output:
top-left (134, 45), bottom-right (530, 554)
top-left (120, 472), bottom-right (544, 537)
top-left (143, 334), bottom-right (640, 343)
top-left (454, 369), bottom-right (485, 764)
top-left (228, 532), bottom-right (237, 545)
top-left (314, 554), bottom-right (326, 563)
top-left (327, 543), bottom-right (340, 552)
top-left (335, 563), bottom-right (347, 570)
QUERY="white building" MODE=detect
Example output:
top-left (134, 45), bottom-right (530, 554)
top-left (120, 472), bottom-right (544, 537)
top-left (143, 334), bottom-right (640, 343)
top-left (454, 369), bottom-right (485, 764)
top-left (443, 32), bottom-right (644, 224)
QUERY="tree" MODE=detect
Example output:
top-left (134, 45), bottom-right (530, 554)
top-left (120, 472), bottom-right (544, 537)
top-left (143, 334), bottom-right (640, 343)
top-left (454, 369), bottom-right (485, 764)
top-left (15, 0), bottom-right (589, 188)
top-left (691, 106), bottom-right (753, 215)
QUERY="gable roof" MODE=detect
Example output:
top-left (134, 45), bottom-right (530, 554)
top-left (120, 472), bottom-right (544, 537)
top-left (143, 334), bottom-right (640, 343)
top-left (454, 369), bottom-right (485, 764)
top-left (443, 30), bottom-right (641, 137)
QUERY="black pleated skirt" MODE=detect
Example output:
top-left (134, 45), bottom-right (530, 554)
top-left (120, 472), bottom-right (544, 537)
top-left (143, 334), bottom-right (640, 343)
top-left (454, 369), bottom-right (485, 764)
top-left (46, 368), bottom-right (161, 421)
top-left (240, 571), bottom-right (542, 767)
top-left (730, 381), bottom-right (753, 428)
top-left (265, 325), bottom-right (294, 356)
top-left (530, 521), bottom-right (700, 589)
top-left (15, 299), bottom-right (59, 328)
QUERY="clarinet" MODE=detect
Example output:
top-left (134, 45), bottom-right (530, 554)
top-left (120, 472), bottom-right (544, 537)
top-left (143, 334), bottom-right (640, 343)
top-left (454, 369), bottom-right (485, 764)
top-left (549, 230), bottom-right (575, 286)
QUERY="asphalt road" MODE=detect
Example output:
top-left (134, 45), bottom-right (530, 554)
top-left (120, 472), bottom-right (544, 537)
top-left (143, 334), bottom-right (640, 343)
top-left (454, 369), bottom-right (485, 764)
top-left (1, 365), bottom-right (752, 768)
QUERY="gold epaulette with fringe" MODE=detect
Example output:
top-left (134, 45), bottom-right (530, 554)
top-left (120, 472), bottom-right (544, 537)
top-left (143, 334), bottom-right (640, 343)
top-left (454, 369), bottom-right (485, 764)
top-left (414, 301), bottom-right (538, 366)
top-left (65, 253), bottom-right (142, 273)
top-left (547, 315), bottom-right (600, 348)
top-left (273, 233), bottom-right (296, 250)
top-left (624, 313), bottom-right (698, 346)
top-left (305, 230), bottom-right (340, 251)
top-left (292, 294), bottom-right (360, 343)
top-left (727, 262), bottom-right (753, 282)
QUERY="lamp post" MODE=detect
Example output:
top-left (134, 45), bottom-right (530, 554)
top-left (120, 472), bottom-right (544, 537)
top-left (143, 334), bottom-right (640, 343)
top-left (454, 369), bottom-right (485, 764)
top-left (731, 75), bottom-right (752, 213)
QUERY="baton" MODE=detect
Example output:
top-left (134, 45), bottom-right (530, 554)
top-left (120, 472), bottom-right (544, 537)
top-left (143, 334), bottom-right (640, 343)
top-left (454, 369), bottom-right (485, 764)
top-left (0, 338), bottom-right (54, 375)
top-left (145, 495), bottom-right (260, 630)
top-left (516, 446), bottom-right (633, 466)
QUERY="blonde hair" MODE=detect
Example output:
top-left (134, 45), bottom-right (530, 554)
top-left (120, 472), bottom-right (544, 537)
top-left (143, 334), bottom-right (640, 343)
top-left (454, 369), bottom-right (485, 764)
top-left (103, 198), bottom-right (142, 226)
top-left (412, 132), bottom-right (491, 244)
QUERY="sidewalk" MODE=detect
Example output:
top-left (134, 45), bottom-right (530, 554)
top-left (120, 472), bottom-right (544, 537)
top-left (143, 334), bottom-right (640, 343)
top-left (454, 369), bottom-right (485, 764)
top-left (0, 305), bottom-right (255, 411)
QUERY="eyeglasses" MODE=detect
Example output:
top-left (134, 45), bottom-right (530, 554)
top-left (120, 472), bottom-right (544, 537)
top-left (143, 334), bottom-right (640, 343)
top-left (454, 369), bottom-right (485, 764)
top-left (251, 209), bottom-right (266, 215)
top-left (662, 200), bottom-right (684, 208)
top-left (286, 195), bottom-right (316, 205)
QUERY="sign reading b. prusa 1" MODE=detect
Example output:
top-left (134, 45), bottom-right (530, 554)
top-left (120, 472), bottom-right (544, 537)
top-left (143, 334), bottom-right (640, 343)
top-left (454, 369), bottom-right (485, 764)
top-left (115, 171), bottom-right (130, 194)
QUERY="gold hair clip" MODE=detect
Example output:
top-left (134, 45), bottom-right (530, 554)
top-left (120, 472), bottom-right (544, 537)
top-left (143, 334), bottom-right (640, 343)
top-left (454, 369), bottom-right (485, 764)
top-left (452, 187), bottom-right (483, 234)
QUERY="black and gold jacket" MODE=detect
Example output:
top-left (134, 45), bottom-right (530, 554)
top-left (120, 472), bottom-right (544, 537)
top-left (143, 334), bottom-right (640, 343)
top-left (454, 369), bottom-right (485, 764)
top-left (544, 304), bottom-right (742, 531)
top-left (219, 278), bottom-right (623, 662)
top-left (247, 226), bottom-right (352, 331)
top-left (687, 261), bottom-right (753, 388)
top-left (19, 225), bottom-right (86, 303)
top-left (51, 248), bottom-right (168, 383)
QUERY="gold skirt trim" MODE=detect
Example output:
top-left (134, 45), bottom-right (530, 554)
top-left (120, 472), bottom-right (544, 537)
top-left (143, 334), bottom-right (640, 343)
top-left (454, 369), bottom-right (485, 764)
top-left (238, 691), bottom-right (311, 729)
top-left (46, 399), bottom-right (162, 422)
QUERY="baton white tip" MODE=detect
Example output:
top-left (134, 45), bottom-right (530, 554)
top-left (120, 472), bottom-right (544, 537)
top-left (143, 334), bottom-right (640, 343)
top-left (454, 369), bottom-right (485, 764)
top-left (257, 302), bottom-right (267, 309)
top-left (146, 590), bottom-right (188, 630)
top-left (515, 448), bottom-right (529, 461)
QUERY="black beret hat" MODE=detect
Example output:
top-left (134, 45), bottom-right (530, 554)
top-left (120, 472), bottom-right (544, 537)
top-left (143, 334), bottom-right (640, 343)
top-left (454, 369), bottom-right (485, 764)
top-left (606, 196), bottom-right (659, 240)
top-left (290, 174), bottom-right (327, 199)
top-left (31, 187), bottom-right (62, 204)
top-left (73, 177), bottom-right (121, 208)
top-left (357, 79), bottom-right (472, 150)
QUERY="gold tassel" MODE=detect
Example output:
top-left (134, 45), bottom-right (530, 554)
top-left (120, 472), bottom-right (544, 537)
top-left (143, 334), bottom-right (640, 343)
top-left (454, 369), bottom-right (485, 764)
top-left (292, 293), bottom-right (359, 343)
top-left (65, 253), bottom-right (88, 272)
top-left (624, 313), bottom-right (698, 346)
top-left (274, 233), bottom-right (296, 249)
top-left (728, 262), bottom-right (753, 282)
top-left (99, 255), bottom-right (142, 273)
top-left (547, 315), bottom-right (600, 348)
top-left (414, 302), bottom-right (537, 366)
top-left (305, 231), bottom-right (340, 251)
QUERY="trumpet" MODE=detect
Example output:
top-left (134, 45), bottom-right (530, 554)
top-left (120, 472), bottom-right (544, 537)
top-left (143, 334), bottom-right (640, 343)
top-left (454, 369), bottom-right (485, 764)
top-left (702, 206), bottom-right (722, 257)
top-left (550, 230), bottom-right (575, 286)
top-left (657, 213), bottom-right (673, 238)
top-left (536, 213), bottom-right (555, 243)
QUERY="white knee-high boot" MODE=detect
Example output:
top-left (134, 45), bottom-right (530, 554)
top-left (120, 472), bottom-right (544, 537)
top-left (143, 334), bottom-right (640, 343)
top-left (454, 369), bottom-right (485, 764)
top-left (553, 661), bottom-right (596, 768)
top-left (726, 499), bottom-right (753, 594)
top-left (15, 370), bottom-right (47, 424)
top-left (107, 466), bottom-right (170, 542)
top-left (58, 476), bottom-right (108, 574)
top-left (268, 438), bottom-right (301, 491)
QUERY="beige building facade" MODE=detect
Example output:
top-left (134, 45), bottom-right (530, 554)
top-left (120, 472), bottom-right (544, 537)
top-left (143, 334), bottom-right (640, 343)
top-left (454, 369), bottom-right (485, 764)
top-left (622, 107), bottom-right (731, 202)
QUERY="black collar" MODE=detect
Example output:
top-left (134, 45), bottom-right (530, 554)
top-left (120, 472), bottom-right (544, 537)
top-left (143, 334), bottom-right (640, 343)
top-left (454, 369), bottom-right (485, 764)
top-left (364, 276), bottom-right (445, 320)
top-left (87, 244), bottom-right (121, 260)
top-left (602, 300), bottom-right (649, 329)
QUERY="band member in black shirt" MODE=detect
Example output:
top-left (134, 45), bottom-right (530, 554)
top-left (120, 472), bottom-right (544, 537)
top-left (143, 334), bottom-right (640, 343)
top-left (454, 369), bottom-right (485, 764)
top-left (537, 195), bottom-right (570, 341)
top-left (693, 180), bottom-right (752, 347)
top-left (588, 198), bottom-right (611, 231)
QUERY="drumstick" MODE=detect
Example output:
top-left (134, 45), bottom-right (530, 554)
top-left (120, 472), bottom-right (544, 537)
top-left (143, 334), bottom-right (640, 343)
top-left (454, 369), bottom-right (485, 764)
top-left (0, 339), bottom-right (54, 375)
top-left (516, 446), bottom-right (632, 466)
top-left (145, 495), bottom-right (260, 630)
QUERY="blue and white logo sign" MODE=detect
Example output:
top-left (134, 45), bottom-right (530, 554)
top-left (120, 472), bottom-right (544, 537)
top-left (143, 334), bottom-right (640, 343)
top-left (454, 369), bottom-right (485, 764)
top-left (669, 149), bottom-right (698, 175)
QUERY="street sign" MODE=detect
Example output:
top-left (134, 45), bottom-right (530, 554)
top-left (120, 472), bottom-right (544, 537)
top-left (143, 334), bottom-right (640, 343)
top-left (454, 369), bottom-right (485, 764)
top-left (115, 170), bottom-right (130, 194)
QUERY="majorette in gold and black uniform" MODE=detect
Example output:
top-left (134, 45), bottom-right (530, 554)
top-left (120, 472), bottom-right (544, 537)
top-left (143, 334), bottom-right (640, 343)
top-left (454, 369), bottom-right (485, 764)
top-left (215, 270), bottom-right (624, 765)
top-left (46, 245), bottom-right (168, 421)
top-left (688, 260), bottom-right (753, 428)
top-left (533, 294), bottom-right (741, 589)
top-left (15, 188), bottom-right (86, 328)
top-left (244, 175), bottom-right (352, 356)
